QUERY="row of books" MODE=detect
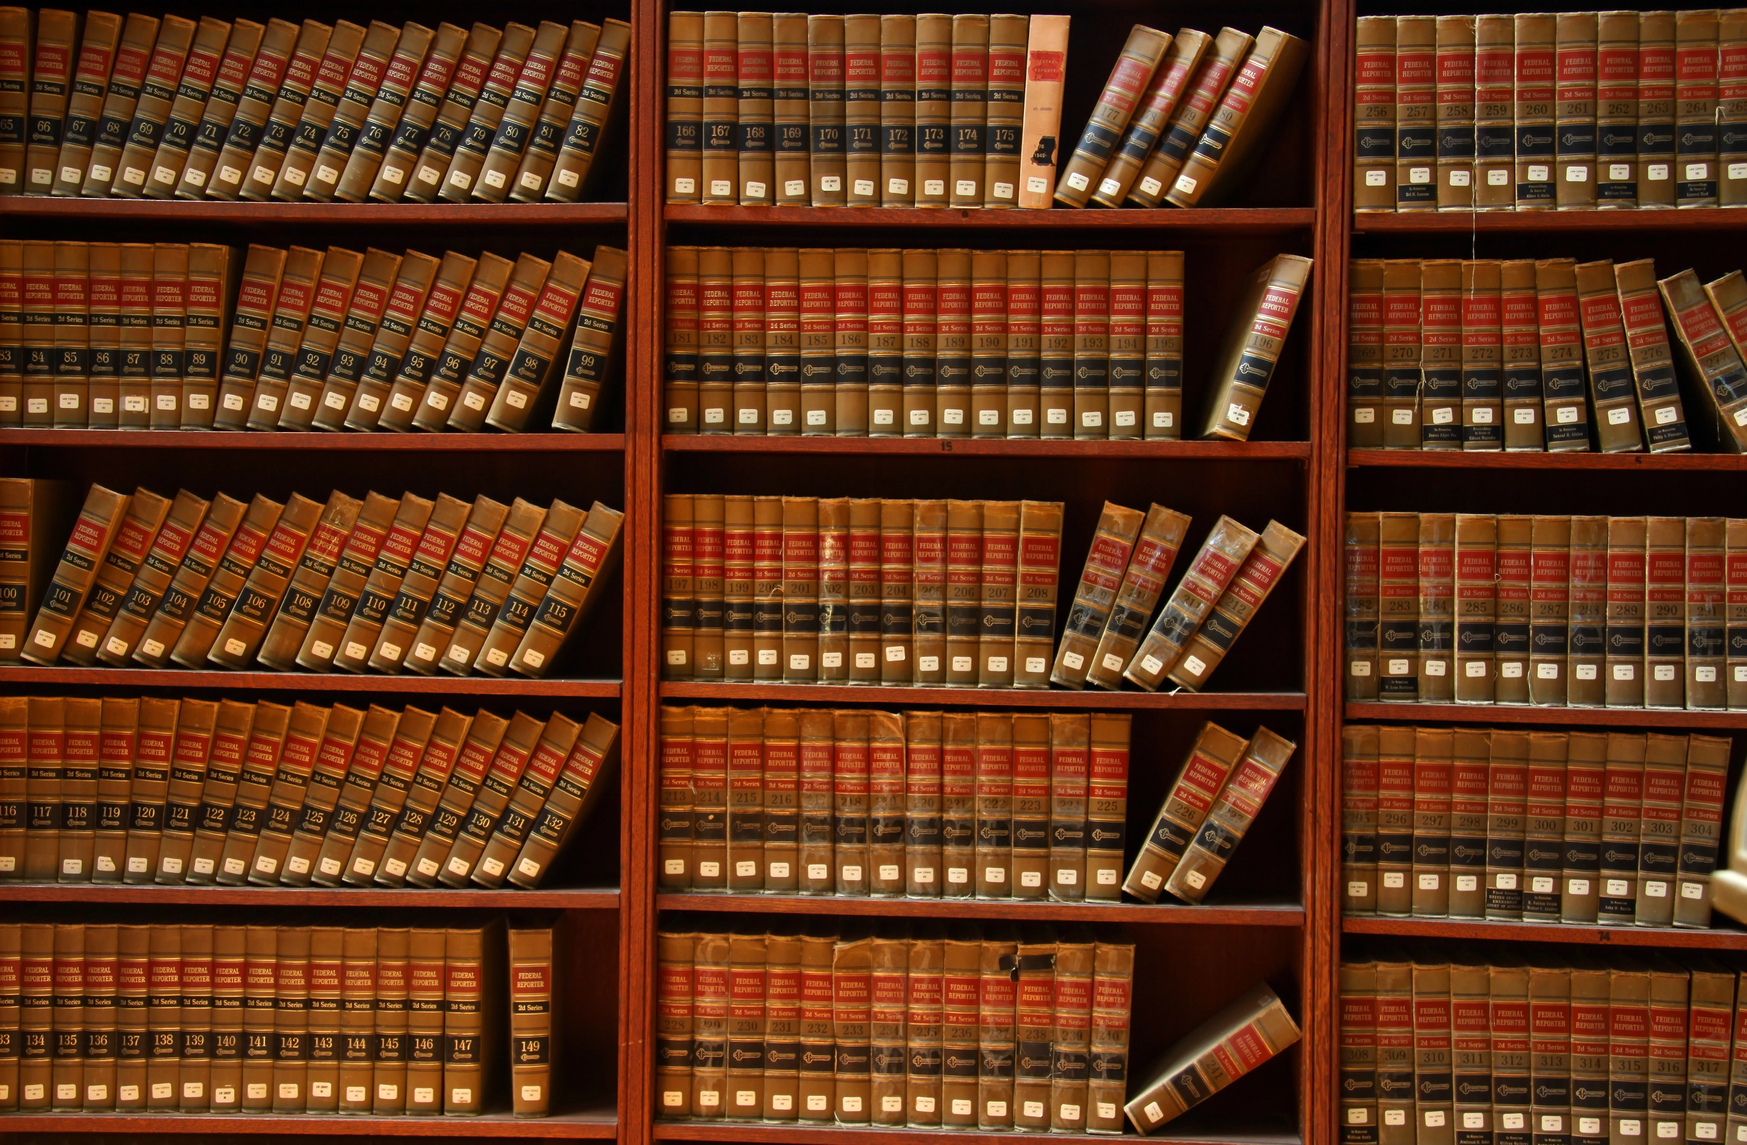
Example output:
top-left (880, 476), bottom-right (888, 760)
top-left (1354, 11), bottom-right (1747, 213)
top-left (657, 707), bottom-right (1132, 901)
top-left (1340, 725), bottom-right (1730, 929)
top-left (1053, 25), bottom-right (1305, 211)
top-left (11, 483), bottom-right (624, 679)
top-left (0, 696), bottom-right (619, 892)
top-left (654, 925), bottom-right (1139, 1132)
top-left (0, 10), bottom-right (628, 203)
top-left (1339, 956), bottom-right (1747, 1145)
top-left (665, 247), bottom-right (1312, 442)
top-left (1343, 513), bottom-right (1747, 711)
top-left (1349, 258), bottom-right (1747, 455)
top-left (0, 240), bottom-right (627, 434)
top-left (0, 918), bottom-right (561, 1118)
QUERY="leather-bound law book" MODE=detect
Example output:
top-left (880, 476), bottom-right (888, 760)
top-left (54, 698), bottom-right (100, 883)
top-left (217, 491), bottom-right (355, 670)
top-left (972, 713), bottom-right (1013, 897)
top-left (401, 712), bottom-right (508, 887)
top-left (117, 17), bottom-right (227, 199)
top-left (1049, 504), bottom-right (1144, 689)
top-left (369, 926), bottom-right (409, 1113)
top-left (213, 702), bottom-right (291, 886)
top-left (1125, 981), bottom-right (1300, 1133)
top-left (438, 713), bottom-right (548, 886)
top-left (479, 251), bottom-right (594, 432)
top-left (832, 711), bottom-right (870, 894)
top-left (243, 702), bottom-right (329, 885)
top-left (877, 14), bottom-right (916, 207)
top-left (202, 491), bottom-right (342, 669)
top-left (502, 499), bottom-right (622, 678)
top-left (333, 926), bottom-right (374, 1111)
top-left (1460, 261), bottom-right (1503, 449)
top-left (1434, 16), bottom-right (1476, 211)
top-left (383, 252), bottom-right (507, 431)
top-left (328, 493), bottom-right (447, 672)
top-left (356, 249), bottom-right (474, 429)
top-left (550, 244), bottom-right (625, 432)
top-left (1167, 519), bottom-right (1306, 692)
top-left (0, 698), bottom-right (22, 881)
top-left (178, 244), bottom-right (234, 427)
top-left (1086, 504), bottom-right (1191, 691)
top-left (154, 19), bottom-right (265, 200)
top-left (1200, 253), bottom-right (1314, 441)
top-left (1093, 29), bottom-right (1210, 209)
top-left (375, 495), bottom-right (507, 674)
top-left (1010, 500), bottom-right (1062, 688)
top-left (214, 245), bottom-right (323, 430)
top-left (153, 699), bottom-right (218, 884)
top-left (299, 21), bottom-right (426, 201)
top-left (371, 707), bottom-right (473, 886)
top-left (841, 13), bottom-right (879, 207)
top-left (202, 19), bottom-right (329, 202)
top-left (21, 11), bottom-right (82, 195)
top-left (482, 21), bottom-right (596, 205)
top-left (405, 497), bottom-right (528, 675)
top-left (935, 251), bottom-right (973, 436)
top-left (239, 21), bottom-right (359, 202)
top-left (1053, 24), bottom-right (1171, 208)
top-left (118, 699), bottom-right (177, 885)
top-left (1123, 721), bottom-right (1248, 902)
top-left (507, 923), bottom-right (556, 1117)
top-left (1534, 259), bottom-right (1592, 451)
top-left (1084, 714), bottom-right (1129, 900)
top-left (418, 250), bottom-right (543, 429)
top-left (90, 697), bottom-right (139, 883)
top-left (22, 698), bottom-right (66, 881)
top-left (48, 11), bottom-right (128, 196)
top-left (460, 497), bottom-right (588, 677)
top-left (307, 706), bottom-right (397, 886)
top-left (976, 501), bottom-right (1019, 687)
top-left (251, 491), bottom-right (372, 668)
top-left (979, 13), bottom-right (1026, 208)
top-left (0, 12), bottom-right (31, 196)
top-left (337, 706), bottom-right (443, 885)
top-left (266, 20), bottom-right (387, 201)
top-left (1164, 27), bottom-right (1308, 209)
top-left (507, 712), bottom-right (618, 888)
top-left (0, 479), bottom-right (69, 662)
top-left (292, 490), bottom-right (399, 671)
top-left (22, 484), bottom-right (132, 664)
top-left (211, 245), bottom-right (286, 423)
top-left (1611, 260), bottom-right (1689, 451)
top-left (1042, 713), bottom-right (1089, 902)
top-left (145, 244), bottom-right (189, 429)
top-left (92, 488), bottom-right (208, 667)
top-left (1127, 27), bottom-right (1253, 208)
top-left (185, 699), bottom-right (253, 885)
top-left (1003, 251), bottom-right (1041, 436)
top-left (320, 251), bottom-right (438, 429)
top-left (301, 925), bottom-right (341, 1113)
top-left (1123, 515), bottom-right (1261, 691)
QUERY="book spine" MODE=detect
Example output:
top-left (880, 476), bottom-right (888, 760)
top-left (1345, 513), bottom-right (1382, 700)
top-left (540, 18), bottom-right (628, 203)
top-left (879, 15), bottom-right (915, 206)
top-left (699, 12), bottom-right (736, 204)
top-left (1435, 17), bottom-right (1476, 209)
top-left (1514, 15), bottom-right (1557, 208)
top-left (1394, 17), bottom-right (1436, 210)
top-left (1675, 735), bottom-right (1729, 927)
top-left (977, 502), bottom-right (1018, 687)
top-left (866, 713), bottom-right (904, 897)
top-left (1411, 729), bottom-right (1453, 917)
top-left (667, 12), bottom-right (703, 202)
top-left (807, 15), bottom-right (845, 206)
top-left (1677, 12), bottom-right (1720, 206)
top-left (1562, 734), bottom-right (1606, 923)
top-left (1375, 965), bottom-right (1416, 1138)
top-left (1596, 12), bottom-right (1640, 206)
top-left (1084, 714), bottom-right (1129, 901)
top-left (843, 15), bottom-right (879, 206)
top-left (1452, 514), bottom-right (1497, 701)
top-left (846, 498), bottom-right (880, 682)
top-left (1528, 516), bottom-right (1573, 706)
top-left (945, 15), bottom-right (986, 208)
top-left (903, 713), bottom-right (941, 896)
top-left (1054, 24), bottom-right (1167, 207)
top-left (968, 250), bottom-right (1006, 436)
top-left (943, 500), bottom-right (981, 685)
top-left (1167, 728), bottom-right (1295, 904)
top-left (1170, 519), bottom-right (1306, 693)
top-left (1072, 251), bottom-right (1109, 438)
top-left (971, 714), bottom-right (1010, 896)
top-left (1598, 733), bottom-right (1645, 924)
top-left (935, 249), bottom-right (971, 435)
top-left (1419, 261), bottom-right (1462, 447)
top-left (1342, 726), bottom-right (1379, 914)
top-left (1124, 515), bottom-right (1260, 691)
top-left (1555, 14), bottom-right (1598, 209)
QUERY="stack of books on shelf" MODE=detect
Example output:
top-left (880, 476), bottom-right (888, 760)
top-left (3, 482), bottom-right (623, 678)
top-left (0, 917), bottom-right (561, 1117)
top-left (0, 696), bottom-right (618, 891)
top-left (0, 9), bottom-right (628, 203)
top-left (1339, 956), bottom-right (1747, 1145)
top-left (666, 13), bottom-right (1307, 211)
top-left (665, 246), bottom-right (1312, 440)
top-left (1341, 724), bottom-right (1730, 928)
top-left (1343, 512), bottom-right (1747, 711)
top-left (0, 239), bottom-right (626, 432)
top-left (1348, 256), bottom-right (1747, 452)
top-left (1355, 11), bottom-right (1747, 212)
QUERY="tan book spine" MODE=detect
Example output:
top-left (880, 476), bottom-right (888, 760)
top-left (934, 249), bottom-right (971, 435)
top-left (801, 15), bottom-right (847, 207)
top-left (272, 243), bottom-right (369, 426)
top-left (1053, 24), bottom-right (1170, 207)
top-left (833, 248), bottom-right (870, 435)
top-left (382, 495), bottom-right (506, 674)
top-left (1511, 13), bottom-right (1557, 209)
top-left (20, 241), bottom-right (55, 424)
top-left (813, 498), bottom-right (847, 681)
top-left (1124, 982), bottom-right (1301, 1131)
top-left (285, 491), bottom-right (393, 670)
top-left (185, 700), bottom-right (252, 885)
top-left (910, 499), bottom-right (945, 683)
top-left (1014, 14), bottom-right (1069, 208)
top-left (369, 927), bottom-right (407, 1113)
top-left (1535, 257), bottom-right (1591, 450)
top-left (1527, 514), bottom-right (1573, 707)
top-left (435, 711), bottom-right (539, 885)
top-left (879, 14), bottom-right (915, 206)
top-left (204, 492), bottom-right (339, 668)
top-left (214, 244), bottom-right (321, 430)
top-left (867, 248), bottom-right (902, 435)
top-left (1347, 258), bottom-right (1386, 446)
top-left (944, 15), bottom-right (988, 207)
top-left (843, 14), bottom-right (880, 206)
top-left (1391, 16), bottom-right (1437, 210)
top-left (91, 488), bottom-right (207, 667)
top-left (346, 250), bottom-right (465, 430)
top-left (657, 501), bottom-right (694, 671)
top-left (1043, 713), bottom-right (1088, 902)
top-left (179, 243), bottom-right (232, 428)
top-left (0, 9), bottom-right (31, 195)
top-left (1498, 259), bottom-right (1543, 448)
top-left (1091, 28), bottom-right (1210, 208)
top-left (325, 22), bottom-right (445, 203)
top-left (1676, 9), bottom-right (1720, 206)
top-left (525, 16), bottom-right (626, 202)
top-left (404, 711), bottom-right (506, 886)
top-left (1686, 517), bottom-right (1729, 711)
top-left (145, 243), bottom-right (188, 429)
top-left (1123, 515), bottom-right (1261, 691)
top-left (437, 20), bottom-right (566, 202)
top-left (1452, 513), bottom-right (1498, 702)
top-left (1164, 27), bottom-right (1308, 209)
top-left (211, 244), bottom-right (286, 425)
top-left (911, 13), bottom-right (950, 206)
top-left (654, 930), bottom-right (694, 1116)
top-left (1106, 251), bottom-right (1144, 437)
top-left (469, 498), bottom-right (594, 677)
top-left (506, 499), bottom-right (623, 677)
top-left (1002, 250), bottom-right (1041, 435)
top-left (899, 248), bottom-right (936, 434)
top-left (726, 247), bottom-right (765, 433)
top-left (475, 21), bottom-right (594, 204)
top-left (939, 715), bottom-right (975, 897)
top-left (84, 243), bottom-right (119, 427)
top-left (53, 698), bottom-right (99, 883)
top-left (1126, 27), bottom-right (1253, 208)
top-left (973, 713), bottom-right (1012, 896)
top-left (664, 245), bottom-right (700, 433)
top-left (89, 697), bottom-right (137, 883)
top-left (1071, 250), bottom-right (1109, 439)
top-left (304, 247), bottom-right (400, 426)
top-left (1012, 500), bottom-right (1062, 688)
top-left (119, 17), bottom-right (228, 198)
top-left (507, 925), bottom-right (554, 1117)
top-left (151, 698), bottom-right (216, 885)
top-left (975, 500), bottom-right (1018, 686)
top-left (1613, 259), bottom-right (1690, 450)
top-left (210, 702), bottom-right (288, 887)
top-left (1555, 12), bottom-right (1599, 209)
top-left (1436, 15), bottom-right (1476, 210)
top-left (1122, 720), bottom-right (1247, 901)
top-left (398, 23), bottom-right (530, 203)
top-left (244, 702), bottom-right (329, 884)
top-left (980, 13), bottom-right (1025, 206)
top-left (117, 699), bottom-right (175, 884)
top-left (1416, 259), bottom-right (1461, 447)
top-left (1007, 714), bottom-right (1049, 899)
top-left (1461, 259), bottom-right (1503, 448)
top-left (1569, 515), bottom-right (1611, 707)
top-left (694, 246), bottom-right (732, 432)
top-left (1201, 253), bottom-right (1313, 442)
top-left (337, 706), bottom-right (440, 885)
top-left (1595, 10), bottom-right (1640, 207)
top-left (23, 483), bottom-right (131, 664)
top-left (508, 713), bottom-right (618, 888)
top-left (48, 11), bottom-right (125, 196)
top-left (668, 12), bottom-right (704, 203)
top-left (551, 244), bottom-right (625, 432)
top-left (469, 715), bottom-right (581, 887)
top-left (301, 21), bottom-right (427, 202)
top-left (22, 10), bottom-right (81, 194)
top-left (1084, 713), bottom-right (1129, 900)
top-left (769, 14), bottom-right (808, 206)
top-left (417, 497), bottom-right (544, 675)
top-left (900, 711), bottom-right (941, 896)
top-left (49, 241), bottom-right (87, 428)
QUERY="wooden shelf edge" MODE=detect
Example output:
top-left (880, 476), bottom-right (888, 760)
top-left (1343, 915), bottom-right (1747, 950)
top-left (664, 204), bottom-right (1319, 231)
top-left (0, 1110), bottom-right (619, 1136)
top-left (666, 437), bottom-right (1311, 459)
top-left (656, 892), bottom-right (1304, 924)
top-left (0, 198), bottom-right (629, 225)
top-left (0, 430), bottom-right (625, 452)
top-left (662, 683), bottom-right (1307, 710)
top-left (1353, 207), bottom-right (1747, 233)
top-left (0, 882), bottom-right (621, 908)
top-left (653, 1123), bottom-right (1302, 1145)
top-left (1347, 449), bottom-right (1747, 470)
top-left (0, 666), bottom-right (623, 697)
top-left (1346, 701), bottom-right (1747, 728)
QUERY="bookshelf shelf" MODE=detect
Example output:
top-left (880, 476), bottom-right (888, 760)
top-left (1343, 916), bottom-right (1747, 951)
top-left (1352, 208), bottom-right (1747, 234)
top-left (0, 430), bottom-right (626, 452)
top-left (663, 204), bottom-right (1318, 233)
top-left (0, 882), bottom-right (622, 909)
top-left (661, 683), bottom-right (1307, 710)
top-left (1346, 449), bottom-right (1747, 471)
top-left (1346, 701), bottom-right (1747, 729)
top-left (651, 1124), bottom-right (1303, 1145)
top-left (0, 198), bottom-right (630, 227)
top-left (666, 437), bottom-right (1312, 460)
top-left (657, 892), bottom-right (1303, 925)
top-left (0, 666), bottom-right (623, 698)
top-left (0, 1111), bottom-right (620, 1136)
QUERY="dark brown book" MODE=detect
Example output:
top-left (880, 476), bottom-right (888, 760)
top-left (22, 699), bottom-right (64, 881)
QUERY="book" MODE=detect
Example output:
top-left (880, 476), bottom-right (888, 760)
top-left (841, 13), bottom-right (878, 206)
top-left (23, 9), bottom-right (78, 194)
top-left (1687, 517), bottom-right (1729, 711)
top-left (1354, 18), bottom-right (1397, 212)
top-left (1644, 516), bottom-right (1687, 709)
top-left (1595, 11), bottom-right (1640, 207)
top-left (1168, 518), bottom-right (1305, 692)
top-left (540, 17), bottom-right (628, 203)
top-left (48, 10), bottom-right (123, 196)
top-left (1166, 727), bottom-right (1294, 904)
top-left (1676, 10), bottom-right (1720, 207)
top-left (1635, 732), bottom-right (1686, 925)
top-left (667, 11), bottom-right (703, 202)
top-left (1461, 259), bottom-right (1504, 448)
top-left (1674, 733), bottom-right (1729, 927)
top-left (945, 14), bottom-right (986, 208)
top-left (1199, 253), bottom-right (1313, 441)
top-left (1599, 731), bottom-right (1646, 924)
top-left (1555, 12), bottom-right (1598, 209)
top-left (1418, 259), bottom-right (1461, 446)
top-left (806, 14), bottom-right (845, 207)
top-left (1535, 259), bottom-right (1591, 450)
top-left (1127, 27), bottom-right (1253, 208)
top-left (1722, 10), bottom-right (1747, 207)
top-left (1164, 26), bottom-right (1307, 209)
top-left (1513, 14), bottom-right (1557, 209)
top-left (1393, 16), bottom-right (1436, 211)
top-left (1573, 260), bottom-right (1642, 451)
top-left (1435, 15), bottom-right (1476, 210)
top-left (550, 243), bottom-right (626, 432)
top-left (1091, 29), bottom-right (1210, 210)
top-left (1568, 515), bottom-right (1609, 707)
top-left (23, 482), bottom-right (129, 664)
top-left (1345, 513), bottom-right (1381, 700)
top-left (1562, 731), bottom-right (1606, 922)
top-left (1122, 721), bottom-right (1246, 902)
top-left (1053, 24), bottom-right (1170, 208)
top-left (1451, 513), bottom-right (1497, 701)
top-left (1124, 514), bottom-right (1261, 691)
top-left (1528, 515), bottom-right (1573, 706)
top-left (1123, 981), bottom-right (1300, 1133)
top-left (980, 13), bottom-right (1025, 207)
top-left (1611, 260), bottom-right (1688, 450)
